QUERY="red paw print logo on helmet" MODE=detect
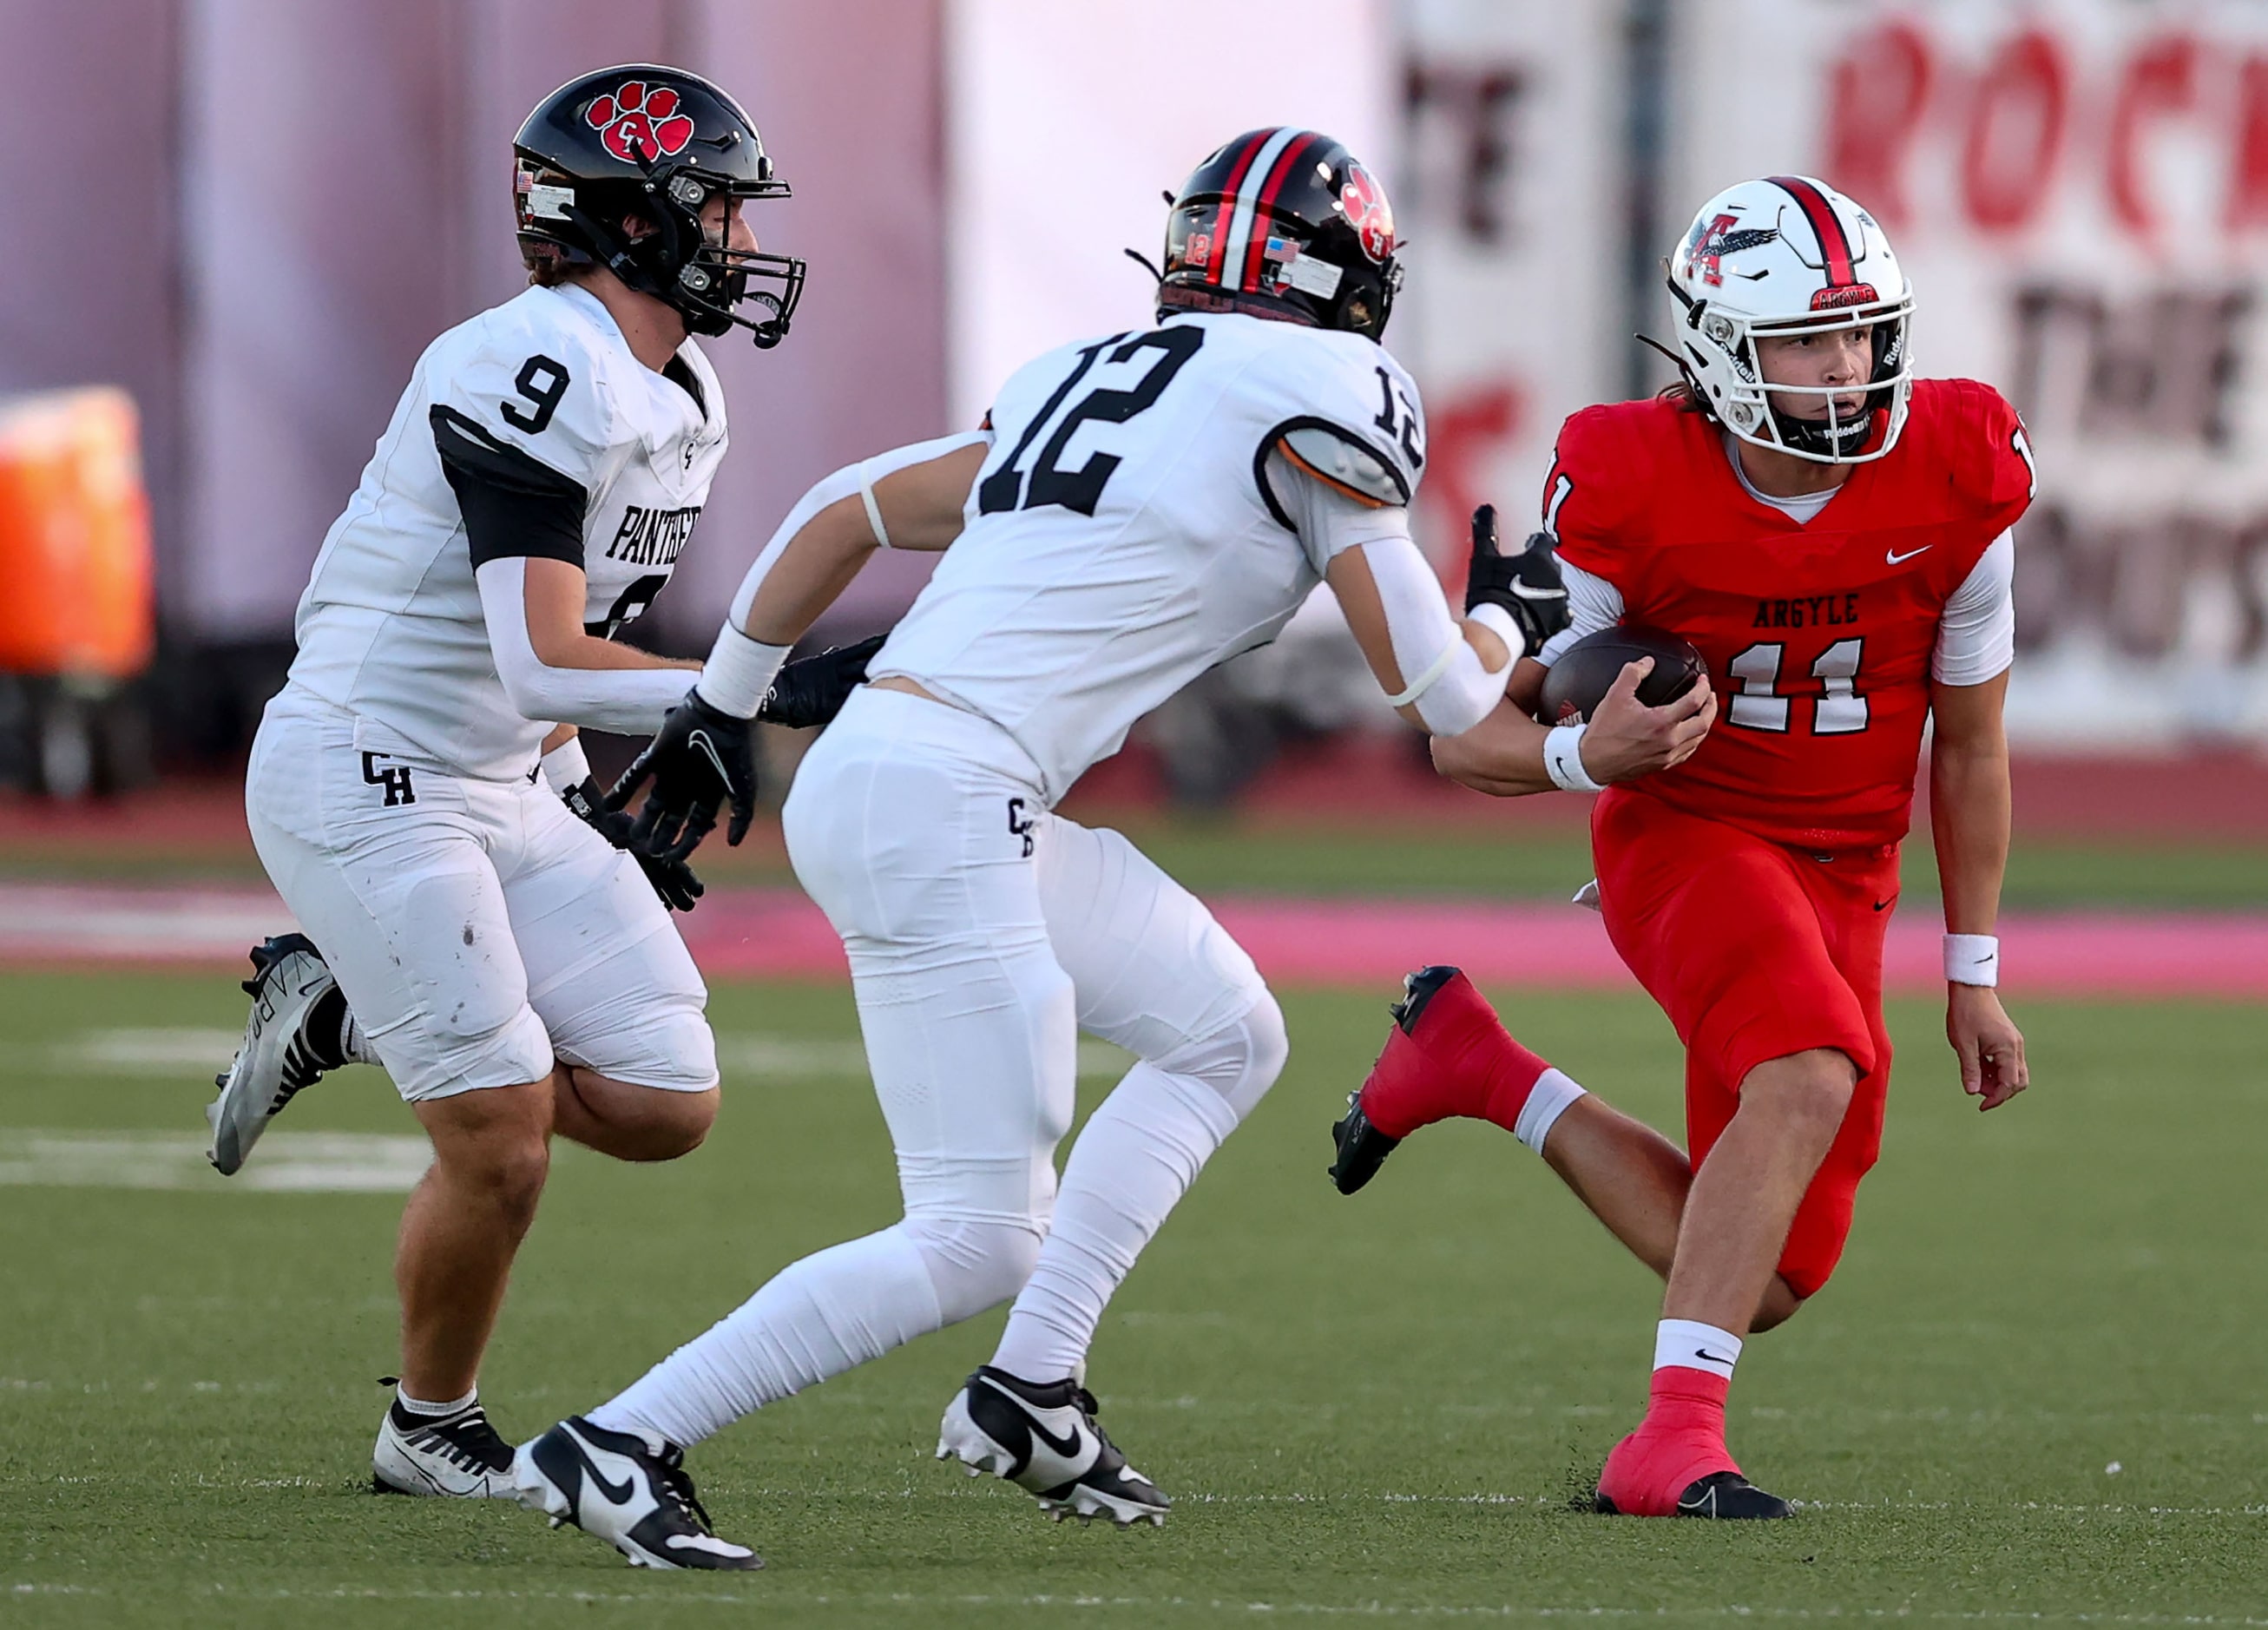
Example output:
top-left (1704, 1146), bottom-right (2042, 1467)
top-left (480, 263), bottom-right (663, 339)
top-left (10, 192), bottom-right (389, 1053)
top-left (1338, 161), bottom-right (1396, 264)
top-left (586, 80), bottom-right (694, 162)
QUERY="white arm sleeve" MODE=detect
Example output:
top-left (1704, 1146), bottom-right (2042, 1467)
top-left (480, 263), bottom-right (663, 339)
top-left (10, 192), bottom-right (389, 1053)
top-left (1535, 562), bottom-right (1624, 667)
top-left (1270, 450), bottom-right (1510, 737)
top-left (476, 556), bottom-right (694, 734)
top-left (1932, 531), bottom-right (2016, 686)
top-left (725, 431), bottom-right (992, 628)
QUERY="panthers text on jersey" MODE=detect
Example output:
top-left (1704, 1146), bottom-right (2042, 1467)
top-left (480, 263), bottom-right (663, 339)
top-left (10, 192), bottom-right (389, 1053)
top-left (285, 281), bottom-right (727, 781)
top-left (1546, 378), bottom-right (2035, 850)
top-left (871, 310), bottom-right (1426, 803)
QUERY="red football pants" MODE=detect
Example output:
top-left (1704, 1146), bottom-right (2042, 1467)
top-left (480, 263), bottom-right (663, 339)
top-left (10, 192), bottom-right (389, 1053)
top-left (1592, 787), bottom-right (1898, 1299)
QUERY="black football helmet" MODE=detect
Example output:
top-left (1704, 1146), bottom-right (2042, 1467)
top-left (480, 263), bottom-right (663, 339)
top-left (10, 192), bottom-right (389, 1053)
top-left (513, 65), bottom-right (805, 347)
top-left (1157, 128), bottom-right (1403, 340)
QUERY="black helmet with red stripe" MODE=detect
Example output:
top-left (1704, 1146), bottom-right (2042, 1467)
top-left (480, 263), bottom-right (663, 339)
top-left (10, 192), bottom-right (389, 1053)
top-left (1158, 128), bottom-right (1403, 340)
top-left (1664, 174), bottom-right (1914, 463)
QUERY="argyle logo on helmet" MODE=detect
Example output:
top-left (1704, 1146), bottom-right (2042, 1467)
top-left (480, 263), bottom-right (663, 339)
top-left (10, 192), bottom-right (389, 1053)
top-left (1338, 161), bottom-right (1395, 264)
top-left (1686, 214), bottom-right (1780, 287)
top-left (586, 80), bottom-right (694, 162)
top-left (1809, 283), bottom-right (1881, 311)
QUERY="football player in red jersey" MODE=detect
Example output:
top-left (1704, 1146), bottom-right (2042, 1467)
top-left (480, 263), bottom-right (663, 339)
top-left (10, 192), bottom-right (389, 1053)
top-left (1329, 176), bottom-right (2035, 1518)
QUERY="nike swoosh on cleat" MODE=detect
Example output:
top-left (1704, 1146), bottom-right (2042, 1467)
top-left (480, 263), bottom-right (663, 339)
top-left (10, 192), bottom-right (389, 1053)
top-left (981, 1381), bottom-right (1087, 1460)
top-left (557, 1435), bottom-right (637, 1507)
top-left (1886, 545), bottom-right (1932, 565)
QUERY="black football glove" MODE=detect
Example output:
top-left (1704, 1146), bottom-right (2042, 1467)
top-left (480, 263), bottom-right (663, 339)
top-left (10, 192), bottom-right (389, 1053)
top-left (605, 688), bottom-right (758, 862)
top-left (561, 775), bottom-right (706, 911)
top-left (758, 634), bottom-right (886, 730)
top-left (1463, 503), bottom-right (1570, 657)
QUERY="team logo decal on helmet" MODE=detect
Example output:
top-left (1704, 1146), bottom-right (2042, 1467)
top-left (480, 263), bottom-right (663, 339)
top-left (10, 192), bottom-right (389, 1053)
top-left (1685, 214), bottom-right (1780, 288)
top-left (1154, 128), bottom-right (1404, 341)
top-left (513, 63), bottom-right (805, 348)
top-left (1338, 162), bottom-right (1395, 263)
top-left (585, 80), bottom-right (695, 161)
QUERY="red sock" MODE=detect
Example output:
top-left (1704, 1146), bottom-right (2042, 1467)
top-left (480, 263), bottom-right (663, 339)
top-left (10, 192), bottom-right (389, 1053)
top-left (1359, 971), bottom-right (1552, 1139)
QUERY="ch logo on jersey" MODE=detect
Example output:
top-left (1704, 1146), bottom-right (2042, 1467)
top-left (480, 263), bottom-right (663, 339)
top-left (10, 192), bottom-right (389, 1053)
top-left (1338, 161), bottom-right (1395, 264)
top-left (1007, 797), bottom-right (1035, 858)
top-left (360, 753), bottom-right (417, 808)
top-left (585, 81), bottom-right (694, 163)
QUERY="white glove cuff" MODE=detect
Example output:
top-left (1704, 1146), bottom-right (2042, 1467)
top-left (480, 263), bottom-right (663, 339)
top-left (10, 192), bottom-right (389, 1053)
top-left (538, 736), bottom-right (591, 794)
top-left (1944, 933), bottom-right (2002, 987)
top-left (1543, 723), bottom-right (1604, 794)
top-left (700, 624), bottom-right (792, 720)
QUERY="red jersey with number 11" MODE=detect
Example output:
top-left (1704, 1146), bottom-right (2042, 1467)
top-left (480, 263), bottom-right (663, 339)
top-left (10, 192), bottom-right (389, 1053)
top-left (1545, 378), bottom-right (2034, 851)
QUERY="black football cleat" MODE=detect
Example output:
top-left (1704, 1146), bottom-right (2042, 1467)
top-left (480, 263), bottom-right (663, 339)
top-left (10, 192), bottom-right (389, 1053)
top-left (1594, 1470), bottom-right (1793, 1520)
top-left (1327, 965), bottom-right (1463, 1195)
top-left (937, 1366), bottom-right (1170, 1528)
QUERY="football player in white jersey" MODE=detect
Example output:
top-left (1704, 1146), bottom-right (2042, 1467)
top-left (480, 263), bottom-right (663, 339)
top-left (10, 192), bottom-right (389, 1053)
top-left (205, 66), bottom-right (871, 1502)
top-left (501, 128), bottom-right (1695, 1570)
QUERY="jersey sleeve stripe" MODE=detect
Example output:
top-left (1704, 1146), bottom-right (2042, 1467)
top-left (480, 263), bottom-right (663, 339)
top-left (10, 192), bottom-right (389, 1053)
top-left (429, 406), bottom-right (587, 499)
top-left (1273, 437), bottom-right (1391, 509)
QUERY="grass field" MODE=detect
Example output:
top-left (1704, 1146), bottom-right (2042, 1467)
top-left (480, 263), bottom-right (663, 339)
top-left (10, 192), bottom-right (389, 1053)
top-left (3, 969), bottom-right (2265, 1627)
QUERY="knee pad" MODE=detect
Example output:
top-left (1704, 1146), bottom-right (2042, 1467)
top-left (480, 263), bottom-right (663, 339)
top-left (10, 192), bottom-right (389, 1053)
top-left (900, 1213), bottom-right (1045, 1325)
top-left (1154, 990), bottom-right (1288, 1125)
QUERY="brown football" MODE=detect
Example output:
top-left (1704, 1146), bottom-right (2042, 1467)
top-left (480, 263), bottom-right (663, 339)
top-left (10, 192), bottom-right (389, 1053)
top-left (1535, 624), bottom-right (1707, 725)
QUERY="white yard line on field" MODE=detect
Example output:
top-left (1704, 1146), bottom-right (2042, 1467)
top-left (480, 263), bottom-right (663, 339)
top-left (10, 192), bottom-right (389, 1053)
top-left (0, 1129), bottom-right (429, 1192)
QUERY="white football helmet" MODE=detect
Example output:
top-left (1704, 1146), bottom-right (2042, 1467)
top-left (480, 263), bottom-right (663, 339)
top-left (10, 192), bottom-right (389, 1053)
top-left (1663, 175), bottom-right (1914, 464)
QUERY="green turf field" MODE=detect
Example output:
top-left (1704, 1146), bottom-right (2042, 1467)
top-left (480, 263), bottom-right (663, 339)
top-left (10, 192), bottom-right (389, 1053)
top-left (3, 970), bottom-right (2265, 1627)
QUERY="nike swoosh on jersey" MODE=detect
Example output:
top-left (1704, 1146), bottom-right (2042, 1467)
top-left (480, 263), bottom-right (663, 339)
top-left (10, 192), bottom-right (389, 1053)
top-left (1886, 545), bottom-right (1932, 564)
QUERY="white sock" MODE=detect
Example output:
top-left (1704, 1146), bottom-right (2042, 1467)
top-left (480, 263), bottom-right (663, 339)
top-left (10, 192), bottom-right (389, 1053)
top-left (396, 1384), bottom-right (477, 1417)
top-left (587, 1226), bottom-right (943, 1449)
top-left (990, 1061), bottom-right (1239, 1383)
top-left (1515, 1066), bottom-right (1588, 1153)
top-left (341, 1009), bottom-right (378, 1067)
top-left (1654, 1318), bottom-right (1743, 1381)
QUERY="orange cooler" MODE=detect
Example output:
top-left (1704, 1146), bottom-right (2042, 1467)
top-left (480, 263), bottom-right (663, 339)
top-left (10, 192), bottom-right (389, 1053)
top-left (0, 388), bottom-right (155, 678)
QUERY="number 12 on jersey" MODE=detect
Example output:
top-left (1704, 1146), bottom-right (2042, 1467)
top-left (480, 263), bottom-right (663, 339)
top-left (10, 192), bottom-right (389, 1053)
top-left (978, 327), bottom-right (1206, 517)
top-left (1726, 639), bottom-right (1869, 735)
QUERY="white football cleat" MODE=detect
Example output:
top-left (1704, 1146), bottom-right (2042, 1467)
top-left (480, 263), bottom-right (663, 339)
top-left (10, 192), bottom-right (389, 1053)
top-left (206, 933), bottom-right (339, 1175)
top-left (516, 1416), bottom-right (761, 1570)
top-left (371, 1394), bottom-right (518, 1498)
top-left (937, 1365), bottom-right (1170, 1528)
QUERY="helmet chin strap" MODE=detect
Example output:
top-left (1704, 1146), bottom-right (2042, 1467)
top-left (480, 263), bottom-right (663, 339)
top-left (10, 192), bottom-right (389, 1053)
top-left (1770, 404), bottom-right (1873, 458)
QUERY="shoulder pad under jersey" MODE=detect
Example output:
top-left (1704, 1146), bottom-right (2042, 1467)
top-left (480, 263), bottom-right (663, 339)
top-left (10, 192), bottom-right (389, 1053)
top-left (1273, 421), bottom-right (1410, 507)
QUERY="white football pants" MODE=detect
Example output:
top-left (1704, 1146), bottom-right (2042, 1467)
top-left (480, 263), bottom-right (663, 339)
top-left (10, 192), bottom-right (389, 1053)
top-left (591, 687), bottom-right (1286, 1447)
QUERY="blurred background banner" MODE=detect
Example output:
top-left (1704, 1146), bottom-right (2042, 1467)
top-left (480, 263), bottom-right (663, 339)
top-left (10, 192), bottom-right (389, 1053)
top-left (1668, 0), bottom-right (2268, 744)
top-left (3, 0), bottom-right (2268, 788)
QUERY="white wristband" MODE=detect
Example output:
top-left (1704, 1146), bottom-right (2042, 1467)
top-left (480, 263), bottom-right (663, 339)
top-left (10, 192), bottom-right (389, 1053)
top-left (1943, 933), bottom-right (2001, 987)
top-left (538, 735), bottom-right (591, 793)
top-left (699, 623), bottom-right (792, 720)
top-left (1543, 722), bottom-right (1604, 794)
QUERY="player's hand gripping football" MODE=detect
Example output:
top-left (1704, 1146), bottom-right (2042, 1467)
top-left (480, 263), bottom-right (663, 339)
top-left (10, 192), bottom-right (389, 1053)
top-left (1462, 505), bottom-right (1570, 657)
top-left (561, 776), bottom-right (706, 911)
top-left (608, 688), bottom-right (758, 862)
top-left (1577, 658), bottom-right (1718, 783)
top-left (1948, 983), bottom-right (2028, 1111)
